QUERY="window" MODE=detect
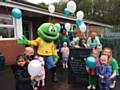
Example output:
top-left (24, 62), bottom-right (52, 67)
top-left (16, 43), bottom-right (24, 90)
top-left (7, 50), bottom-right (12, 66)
top-left (0, 14), bottom-right (15, 39)
top-left (71, 24), bottom-right (77, 31)
top-left (23, 21), bottom-right (31, 39)
top-left (0, 27), bottom-right (14, 38)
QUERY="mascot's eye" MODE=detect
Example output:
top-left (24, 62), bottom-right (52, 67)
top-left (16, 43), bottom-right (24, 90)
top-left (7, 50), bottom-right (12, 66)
top-left (53, 27), bottom-right (57, 32)
top-left (48, 26), bottom-right (53, 32)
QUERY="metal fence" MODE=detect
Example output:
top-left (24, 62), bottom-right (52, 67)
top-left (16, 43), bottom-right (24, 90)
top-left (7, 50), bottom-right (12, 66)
top-left (101, 38), bottom-right (120, 65)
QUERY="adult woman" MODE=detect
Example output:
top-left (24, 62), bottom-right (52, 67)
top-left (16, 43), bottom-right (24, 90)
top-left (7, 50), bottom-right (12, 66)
top-left (102, 47), bottom-right (119, 89)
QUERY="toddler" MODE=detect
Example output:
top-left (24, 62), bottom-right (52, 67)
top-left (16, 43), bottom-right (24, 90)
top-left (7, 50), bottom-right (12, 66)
top-left (61, 42), bottom-right (69, 69)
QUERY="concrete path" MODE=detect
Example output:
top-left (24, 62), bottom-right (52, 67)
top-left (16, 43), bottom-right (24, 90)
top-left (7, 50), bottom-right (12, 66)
top-left (0, 66), bottom-right (119, 90)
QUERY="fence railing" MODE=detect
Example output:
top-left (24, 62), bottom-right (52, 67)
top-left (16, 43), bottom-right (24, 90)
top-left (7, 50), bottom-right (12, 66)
top-left (101, 38), bottom-right (120, 65)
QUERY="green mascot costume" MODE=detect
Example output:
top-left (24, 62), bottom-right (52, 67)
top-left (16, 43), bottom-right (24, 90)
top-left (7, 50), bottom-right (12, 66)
top-left (18, 23), bottom-right (60, 82)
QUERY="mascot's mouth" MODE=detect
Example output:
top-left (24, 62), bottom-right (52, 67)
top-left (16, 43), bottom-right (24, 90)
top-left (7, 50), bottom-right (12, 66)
top-left (44, 32), bottom-right (56, 37)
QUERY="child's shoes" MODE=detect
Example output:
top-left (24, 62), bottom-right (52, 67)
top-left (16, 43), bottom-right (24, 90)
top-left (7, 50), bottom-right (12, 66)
top-left (110, 80), bottom-right (116, 89)
top-left (87, 85), bottom-right (92, 89)
top-left (92, 85), bottom-right (96, 90)
top-left (33, 87), bottom-right (38, 90)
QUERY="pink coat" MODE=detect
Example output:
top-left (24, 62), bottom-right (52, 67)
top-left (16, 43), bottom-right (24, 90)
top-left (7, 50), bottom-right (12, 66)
top-left (38, 57), bottom-right (45, 76)
top-left (61, 47), bottom-right (69, 58)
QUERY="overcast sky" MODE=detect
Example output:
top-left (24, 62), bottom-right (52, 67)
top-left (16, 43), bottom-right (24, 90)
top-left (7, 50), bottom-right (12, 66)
top-left (26, 0), bottom-right (60, 4)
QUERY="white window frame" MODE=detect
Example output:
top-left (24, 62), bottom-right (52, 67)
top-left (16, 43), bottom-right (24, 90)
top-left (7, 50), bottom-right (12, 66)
top-left (13, 17), bottom-right (23, 39)
top-left (0, 14), bottom-right (23, 40)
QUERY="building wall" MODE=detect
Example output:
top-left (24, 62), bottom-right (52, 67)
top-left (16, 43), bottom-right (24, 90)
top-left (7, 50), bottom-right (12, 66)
top-left (88, 25), bottom-right (105, 37)
top-left (50, 17), bottom-right (106, 37)
top-left (0, 40), bottom-right (25, 65)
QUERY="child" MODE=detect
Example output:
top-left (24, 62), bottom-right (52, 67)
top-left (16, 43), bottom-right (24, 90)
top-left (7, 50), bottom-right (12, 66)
top-left (61, 42), bottom-right (69, 69)
top-left (86, 49), bottom-right (100, 90)
top-left (33, 55), bottom-right (45, 89)
top-left (24, 47), bottom-right (35, 62)
top-left (96, 55), bottom-right (112, 90)
top-left (11, 54), bottom-right (33, 90)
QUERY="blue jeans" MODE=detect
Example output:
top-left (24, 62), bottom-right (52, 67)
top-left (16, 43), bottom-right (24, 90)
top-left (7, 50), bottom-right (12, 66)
top-left (99, 83), bottom-right (110, 90)
top-left (43, 56), bottom-right (56, 69)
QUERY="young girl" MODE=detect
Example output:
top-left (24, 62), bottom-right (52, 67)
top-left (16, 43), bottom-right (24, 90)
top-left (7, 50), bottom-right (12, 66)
top-left (61, 42), bottom-right (69, 69)
top-left (86, 49), bottom-right (100, 90)
top-left (11, 54), bottom-right (33, 90)
top-left (96, 55), bottom-right (112, 90)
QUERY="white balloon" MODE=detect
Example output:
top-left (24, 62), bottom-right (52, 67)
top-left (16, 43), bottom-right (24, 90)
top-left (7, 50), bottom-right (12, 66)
top-left (76, 11), bottom-right (84, 20)
top-left (65, 23), bottom-right (71, 30)
top-left (28, 60), bottom-right (41, 76)
top-left (67, 1), bottom-right (76, 13)
top-left (79, 22), bottom-right (87, 33)
top-left (48, 4), bottom-right (55, 13)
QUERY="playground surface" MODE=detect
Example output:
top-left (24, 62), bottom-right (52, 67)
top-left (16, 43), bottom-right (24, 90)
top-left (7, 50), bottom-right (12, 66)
top-left (0, 66), bottom-right (120, 90)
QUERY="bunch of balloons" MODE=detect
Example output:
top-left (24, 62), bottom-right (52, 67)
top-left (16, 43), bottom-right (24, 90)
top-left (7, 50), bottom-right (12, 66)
top-left (63, 1), bottom-right (86, 33)
top-left (63, 1), bottom-right (77, 32)
top-left (64, 1), bottom-right (76, 15)
top-left (76, 11), bottom-right (87, 33)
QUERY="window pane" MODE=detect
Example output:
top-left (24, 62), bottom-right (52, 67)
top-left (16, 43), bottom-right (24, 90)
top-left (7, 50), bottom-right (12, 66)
top-left (0, 14), bottom-right (13, 25)
top-left (0, 27), bottom-right (14, 38)
top-left (23, 23), bottom-right (30, 39)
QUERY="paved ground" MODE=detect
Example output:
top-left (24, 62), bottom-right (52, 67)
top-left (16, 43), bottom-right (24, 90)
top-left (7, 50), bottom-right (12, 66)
top-left (0, 65), bottom-right (120, 90)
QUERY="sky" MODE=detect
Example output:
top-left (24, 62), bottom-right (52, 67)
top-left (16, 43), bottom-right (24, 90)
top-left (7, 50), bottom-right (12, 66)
top-left (26, 0), bottom-right (60, 5)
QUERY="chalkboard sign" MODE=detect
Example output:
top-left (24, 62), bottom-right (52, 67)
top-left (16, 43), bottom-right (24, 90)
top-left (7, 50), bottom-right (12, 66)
top-left (68, 48), bottom-right (92, 84)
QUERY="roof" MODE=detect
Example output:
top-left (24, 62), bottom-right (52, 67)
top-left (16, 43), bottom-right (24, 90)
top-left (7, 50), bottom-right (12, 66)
top-left (0, 0), bottom-right (112, 28)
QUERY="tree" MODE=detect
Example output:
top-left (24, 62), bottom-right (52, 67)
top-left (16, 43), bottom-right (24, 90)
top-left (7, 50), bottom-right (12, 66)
top-left (37, 0), bottom-right (120, 25)
top-left (37, 2), bottom-right (67, 13)
top-left (74, 0), bottom-right (120, 25)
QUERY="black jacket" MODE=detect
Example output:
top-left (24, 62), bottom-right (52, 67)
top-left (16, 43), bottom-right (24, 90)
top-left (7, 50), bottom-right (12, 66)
top-left (11, 64), bottom-right (33, 90)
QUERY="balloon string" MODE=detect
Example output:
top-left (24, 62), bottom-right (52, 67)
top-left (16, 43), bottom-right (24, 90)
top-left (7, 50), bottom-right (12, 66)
top-left (49, 15), bottom-right (52, 22)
